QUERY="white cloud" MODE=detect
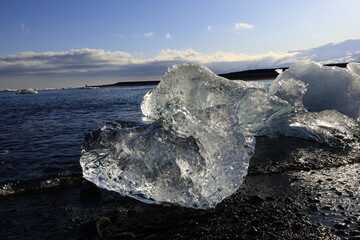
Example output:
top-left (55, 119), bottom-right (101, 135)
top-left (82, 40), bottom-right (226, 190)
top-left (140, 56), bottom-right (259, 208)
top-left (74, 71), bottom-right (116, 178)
top-left (144, 32), bottom-right (154, 38)
top-left (165, 33), bottom-right (172, 40)
top-left (20, 23), bottom-right (30, 34)
top-left (115, 34), bottom-right (124, 38)
top-left (207, 25), bottom-right (213, 32)
top-left (234, 22), bottom-right (254, 30)
top-left (152, 49), bottom-right (299, 66)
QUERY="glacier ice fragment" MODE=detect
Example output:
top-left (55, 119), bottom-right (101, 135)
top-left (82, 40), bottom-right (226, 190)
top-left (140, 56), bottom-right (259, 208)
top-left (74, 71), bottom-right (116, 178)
top-left (141, 63), bottom-right (292, 136)
top-left (284, 110), bottom-right (360, 148)
top-left (80, 105), bottom-right (255, 208)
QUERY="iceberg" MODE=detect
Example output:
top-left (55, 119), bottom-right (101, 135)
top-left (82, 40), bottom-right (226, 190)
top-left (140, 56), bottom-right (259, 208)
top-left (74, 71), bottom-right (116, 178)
top-left (16, 88), bottom-right (38, 94)
top-left (80, 105), bottom-right (255, 208)
top-left (270, 59), bottom-right (360, 119)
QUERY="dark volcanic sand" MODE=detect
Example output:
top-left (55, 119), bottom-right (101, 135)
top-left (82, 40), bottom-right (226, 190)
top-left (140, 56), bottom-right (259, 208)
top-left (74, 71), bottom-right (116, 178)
top-left (1, 136), bottom-right (359, 240)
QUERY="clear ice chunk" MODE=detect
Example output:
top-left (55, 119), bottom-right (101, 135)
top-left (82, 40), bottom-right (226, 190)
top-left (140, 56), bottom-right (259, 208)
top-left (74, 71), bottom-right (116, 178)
top-left (141, 63), bottom-right (292, 135)
top-left (80, 105), bottom-right (255, 208)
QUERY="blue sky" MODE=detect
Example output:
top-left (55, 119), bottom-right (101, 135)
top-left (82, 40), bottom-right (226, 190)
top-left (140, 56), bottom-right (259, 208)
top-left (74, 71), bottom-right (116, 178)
top-left (1, 0), bottom-right (360, 89)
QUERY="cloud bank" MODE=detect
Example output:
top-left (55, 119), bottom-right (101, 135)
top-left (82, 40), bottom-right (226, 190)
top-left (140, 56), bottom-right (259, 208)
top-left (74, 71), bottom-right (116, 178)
top-left (1, 39), bottom-right (359, 89)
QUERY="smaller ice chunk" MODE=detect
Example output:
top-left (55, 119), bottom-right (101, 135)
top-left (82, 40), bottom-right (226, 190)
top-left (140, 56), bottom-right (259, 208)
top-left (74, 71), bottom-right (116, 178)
top-left (285, 110), bottom-right (360, 148)
top-left (16, 88), bottom-right (38, 94)
top-left (270, 59), bottom-right (360, 119)
top-left (80, 105), bottom-right (255, 208)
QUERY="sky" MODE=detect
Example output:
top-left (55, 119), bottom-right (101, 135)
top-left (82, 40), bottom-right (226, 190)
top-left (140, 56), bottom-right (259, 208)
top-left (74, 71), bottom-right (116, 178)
top-left (1, 0), bottom-right (360, 89)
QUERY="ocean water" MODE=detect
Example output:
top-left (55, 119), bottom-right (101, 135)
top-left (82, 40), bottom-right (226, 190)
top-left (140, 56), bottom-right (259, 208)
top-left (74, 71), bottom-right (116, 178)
top-left (0, 86), bottom-right (154, 185)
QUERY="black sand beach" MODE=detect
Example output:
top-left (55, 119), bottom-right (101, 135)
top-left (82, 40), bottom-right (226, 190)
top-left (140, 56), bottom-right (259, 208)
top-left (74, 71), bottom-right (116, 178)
top-left (1, 136), bottom-right (359, 240)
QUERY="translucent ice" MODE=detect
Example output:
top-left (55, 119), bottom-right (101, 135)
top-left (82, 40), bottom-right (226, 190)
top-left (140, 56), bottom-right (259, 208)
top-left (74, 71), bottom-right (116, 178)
top-left (269, 78), bottom-right (307, 109)
top-left (270, 59), bottom-right (360, 119)
top-left (80, 105), bottom-right (255, 208)
top-left (141, 64), bottom-right (292, 135)
top-left (284, 110), bottom-right (360, 148)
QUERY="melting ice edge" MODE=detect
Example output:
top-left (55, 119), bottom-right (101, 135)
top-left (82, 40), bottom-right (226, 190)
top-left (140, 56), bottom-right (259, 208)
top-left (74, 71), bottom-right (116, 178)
top-left (80, 59), bottom-right (360, 209)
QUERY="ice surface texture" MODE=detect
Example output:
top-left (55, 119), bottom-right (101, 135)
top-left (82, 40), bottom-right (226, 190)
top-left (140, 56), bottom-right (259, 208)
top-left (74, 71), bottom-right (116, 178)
top-left (80, 106), bottom-right (255, 208)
